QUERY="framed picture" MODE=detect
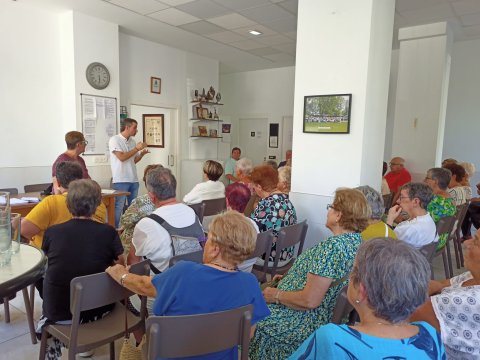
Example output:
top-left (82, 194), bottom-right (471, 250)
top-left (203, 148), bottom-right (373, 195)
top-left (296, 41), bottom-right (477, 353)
top-left (198, 125), bottom-right (208, 137)
top-left (195, 107), bottom-right (210, 119)
top-left (143, 114), bottom-right (164, 148)
top-left (150, 77), bottom-right (161, 94)
top-left (303, 94), bottom-right (352, 134)
top-left (209, 129), bottom-right (218, 137)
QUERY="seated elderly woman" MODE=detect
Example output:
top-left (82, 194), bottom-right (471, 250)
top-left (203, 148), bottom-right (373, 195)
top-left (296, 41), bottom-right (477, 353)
top-left (183, 160), bottom-right (225, 205)
top-left (386, 182), bottom-right (437, 249)
top-left (356, 185), bottom-right (396, 240)
top-left (106, 211), bottom-right (270, 358)
top-left (277, 166), bottom-right (291, 195)
top-left (37, 179), bottom-right (123, 359)
top-left (424, 167), bottom-right (457, 249)
top-left (411, 228), bottom-right (480, 359)
top-left (119, 164), bottom-right (162, 257)
top-left (249, 165), bottom-right (297, 265)
top-left (236, 157), bottom-right (254, 185)
top-left (443, 163), bottom-right (470, 205)
top-left (225, 182), bottom-right (259, 272)
top-left (249, 188), bottom-right (370, 360)
top-left (290, 237), bottom-right (445, 359)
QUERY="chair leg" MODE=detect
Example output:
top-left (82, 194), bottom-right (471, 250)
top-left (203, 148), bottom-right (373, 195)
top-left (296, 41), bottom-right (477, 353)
top-left (441, 252), bottom-right (449, 279)
top-left (38, 329), bottom-right (48, 360)
top-left (22, 288), bottom-right (37, 344)
top-left (3, 298), bottom-right (10, 323)
top-left (109, 341), bottom-right (115, 360)
top-left (445, 241), bottom-right (454, 278)
top-left (452, 235), bottom-right (461, 269)
top-left (29, 284), bottom-right (35, 313)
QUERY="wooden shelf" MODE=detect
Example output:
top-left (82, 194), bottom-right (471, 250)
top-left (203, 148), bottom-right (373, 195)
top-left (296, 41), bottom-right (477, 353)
top-left (190, 100), bottom-right (224, 105)
top-left (190, 136), bottom-right (223, 139)
top-left (190, 118), bottom-right (223, 122)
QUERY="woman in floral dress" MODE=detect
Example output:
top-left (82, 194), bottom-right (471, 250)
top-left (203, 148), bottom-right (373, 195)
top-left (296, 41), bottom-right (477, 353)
top-left (250, 165), bottom-right (297, 264)
top-left (249, 188), bottom-right (370, 360)
top-left (424, 167), bottom-right (457, 249)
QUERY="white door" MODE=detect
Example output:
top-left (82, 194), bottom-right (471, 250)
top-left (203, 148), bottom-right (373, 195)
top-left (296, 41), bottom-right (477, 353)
top-left (130, 105), bottom-right (177, 196)
top-left (239, 118), bottom-right (269, 166)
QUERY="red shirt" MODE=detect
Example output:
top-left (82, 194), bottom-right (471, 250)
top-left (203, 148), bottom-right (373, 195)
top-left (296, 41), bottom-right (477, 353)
top-left (52, 153), bottom-right (90, 179)
top-left (385, 168), bottom-right (411, 193)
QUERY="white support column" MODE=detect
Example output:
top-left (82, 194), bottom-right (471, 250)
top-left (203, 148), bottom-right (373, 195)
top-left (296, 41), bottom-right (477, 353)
top-left (291, 0), bottom-right (395, 249)
top-left (391, 22), bottom-right (453, 179)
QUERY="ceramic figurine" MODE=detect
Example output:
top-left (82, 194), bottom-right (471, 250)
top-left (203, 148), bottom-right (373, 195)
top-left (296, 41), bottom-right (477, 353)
top-left (216, 92), bottom-right (221, 103)
top-left (194, 89), bottom-right (199, 101)
top-left (213, 108), bottom-right (219, 120)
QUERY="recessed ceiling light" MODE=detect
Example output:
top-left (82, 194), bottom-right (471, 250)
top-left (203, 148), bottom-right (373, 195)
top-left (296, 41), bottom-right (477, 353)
top-left (248, 30), bottom-right (262, 36)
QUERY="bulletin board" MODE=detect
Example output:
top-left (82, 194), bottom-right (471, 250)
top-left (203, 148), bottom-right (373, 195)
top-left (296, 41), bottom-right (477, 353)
top-left (80, 93), bottom-right (118, 155)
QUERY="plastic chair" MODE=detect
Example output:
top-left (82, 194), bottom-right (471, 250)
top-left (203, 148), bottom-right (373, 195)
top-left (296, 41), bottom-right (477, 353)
top-left (202, 198), bottom-right (226, 217)
top-left (169, 249), bottom-right (204, 268)
top-left (331, 285), bottom-right (356, 325)
top-left (24, 183), bottom-right (51, 193)
top-left (249, 230), bottom-right (274, 283)
top-left (432, 215), bottom-right (457, 279)
top-left (453, 201), bottom-right (470, 268)
top-left (253, 221), bottom-right (308, 280)
top-left (188, 202), bottom-right (206, 223)
top-left (0, 188), bottom-right (19, 195)
top-left (38, 260), bottom-right (150, 360)
top-left (146, 304), bottom-right (252, 360)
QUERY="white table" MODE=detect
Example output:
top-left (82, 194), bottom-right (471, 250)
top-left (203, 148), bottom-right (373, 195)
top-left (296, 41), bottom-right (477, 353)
top-left (0, 244), bottom-right (46, 344)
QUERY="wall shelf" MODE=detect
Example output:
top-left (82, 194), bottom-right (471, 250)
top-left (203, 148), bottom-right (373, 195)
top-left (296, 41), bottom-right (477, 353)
top-left (190, 136), bottom-right (223, 139)
top-left (190, 118), bottom-right (223, 122)
top-left (190, 101), bottom-right (223, 106)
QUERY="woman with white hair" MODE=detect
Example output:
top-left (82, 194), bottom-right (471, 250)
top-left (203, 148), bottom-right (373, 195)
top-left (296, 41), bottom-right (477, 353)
top-left (290, 237), bottom-right (445, 359)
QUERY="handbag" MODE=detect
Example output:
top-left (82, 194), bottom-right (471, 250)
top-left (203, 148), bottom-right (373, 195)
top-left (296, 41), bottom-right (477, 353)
top-left (119, 297), bottom-right (145, 360)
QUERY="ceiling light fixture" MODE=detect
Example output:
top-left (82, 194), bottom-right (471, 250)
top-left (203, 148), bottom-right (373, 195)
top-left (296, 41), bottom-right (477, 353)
top-left (248, 30), bottom-right (262, 36)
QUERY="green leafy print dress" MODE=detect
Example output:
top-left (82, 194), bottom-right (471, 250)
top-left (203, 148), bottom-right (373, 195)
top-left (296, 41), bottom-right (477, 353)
top-left (249, 232), bottom-right (362, 360)
top-left (427, 195), bottom-right (456, 250)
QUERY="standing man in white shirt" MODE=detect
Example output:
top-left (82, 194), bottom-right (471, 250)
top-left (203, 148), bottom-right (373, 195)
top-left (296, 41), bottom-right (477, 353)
top-left (109, 118), bottom-right (149, 228)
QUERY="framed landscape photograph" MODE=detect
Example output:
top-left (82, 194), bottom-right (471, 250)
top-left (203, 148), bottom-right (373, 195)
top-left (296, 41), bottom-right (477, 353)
top-left (303, 94), bottom-right (352, 134)
top-left (143, 114), bottom-right (164, 147)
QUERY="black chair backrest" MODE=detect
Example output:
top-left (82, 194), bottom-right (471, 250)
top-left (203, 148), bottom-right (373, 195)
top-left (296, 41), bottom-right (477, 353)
top-left (202, 198), bottom-right (226, 217)
top-left (24, 183), bottom-right (51, 193)
top-left (273, 221), bottom-right (308, 265)
top-left (436, 215), bottom-right (456, 240)
top-left (456, 202), bottom-right (470, 226)
top-left (331, 285), bottom-right (354, 324)
top-left (383, 192), bottom-right (394, 212)
top-left (169, 249), bottom-right (204, 268)
top-left (146, 304), bottom-right (252, 360)
top-left (69, 259), bottom-right (150, 315)
top-left (0, 188), bottom-right (19, 195)
top-left (250, 230), bottom-right (274, 259)
top-left (188, 202), bottom-right (206, 223)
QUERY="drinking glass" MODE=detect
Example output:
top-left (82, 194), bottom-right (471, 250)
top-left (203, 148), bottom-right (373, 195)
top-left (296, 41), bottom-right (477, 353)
top-left (0, 192), bottom-right (11, 266)
top-left (10, 213), bottom-right (21, 254)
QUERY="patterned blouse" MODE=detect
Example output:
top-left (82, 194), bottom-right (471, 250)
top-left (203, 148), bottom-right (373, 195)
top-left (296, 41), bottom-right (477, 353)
top-left (249, 232), bottom-right (362, 360)
top-left (427, 195), bottom-right (456, 250)
top-left (251, 193), bottom-right (297, 262)
top-left (119, 194), bottom-right (155, 257)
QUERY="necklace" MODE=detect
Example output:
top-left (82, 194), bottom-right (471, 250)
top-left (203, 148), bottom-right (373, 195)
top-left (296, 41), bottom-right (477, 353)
top-left (375, 321), bottom-right (403, 327)
top-left (210, 262), bottom-right (238, 271)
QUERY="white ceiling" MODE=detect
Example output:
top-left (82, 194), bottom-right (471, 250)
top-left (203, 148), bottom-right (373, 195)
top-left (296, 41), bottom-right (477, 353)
top-left (13, 0), bottom-right (480, 73)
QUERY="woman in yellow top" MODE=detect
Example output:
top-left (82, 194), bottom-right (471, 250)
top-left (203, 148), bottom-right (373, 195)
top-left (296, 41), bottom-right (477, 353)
top-left (357, 185), bottom-right (396, 240)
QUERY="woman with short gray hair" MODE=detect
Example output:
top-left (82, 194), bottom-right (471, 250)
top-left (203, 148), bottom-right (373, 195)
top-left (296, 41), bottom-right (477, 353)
top-left (356, 186), bottom-right (396, 241)
top-left (290, 237), bottom-right (445, 359)
top-left (424, 168), bottom-right (456, 250)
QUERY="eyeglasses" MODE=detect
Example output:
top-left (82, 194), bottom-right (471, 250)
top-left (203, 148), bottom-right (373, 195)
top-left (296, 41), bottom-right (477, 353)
top-left (79, 140), bottom-right (88, 146)
top-left (389, 162), bottom-right (401, 166)
top-left (398, 196), bottom-right (411, 201)
top-left (326, 204), bottom-right (336, 210)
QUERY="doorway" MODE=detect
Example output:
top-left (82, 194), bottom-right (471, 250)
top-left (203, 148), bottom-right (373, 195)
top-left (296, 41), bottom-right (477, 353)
top-left (238, 118), bottom-right (269, 166)
top-left (130, 104), bottom-right (178, 196)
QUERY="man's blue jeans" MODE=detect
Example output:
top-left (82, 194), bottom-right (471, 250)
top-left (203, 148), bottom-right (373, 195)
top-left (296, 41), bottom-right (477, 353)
top-left (112, 182), bottom-right (139, 228)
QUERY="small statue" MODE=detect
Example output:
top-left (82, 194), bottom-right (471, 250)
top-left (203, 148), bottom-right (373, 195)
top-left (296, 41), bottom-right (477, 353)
top-left (213, 108), bottom-right (219, 120)
top-left (194, 89), bottom-right (199, 101)
top-left (208, 110), bottom-right (213, 119)
top-left (201, 88), bottom-right (206, 101)
top-left (208, 86), bottom-right (216, 101)
top-left (216, 92), bottom-right (221, 103)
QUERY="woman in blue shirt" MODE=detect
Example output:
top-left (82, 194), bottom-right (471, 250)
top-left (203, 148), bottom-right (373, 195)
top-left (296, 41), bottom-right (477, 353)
top-left (289, 237), bottom-right (445, 360)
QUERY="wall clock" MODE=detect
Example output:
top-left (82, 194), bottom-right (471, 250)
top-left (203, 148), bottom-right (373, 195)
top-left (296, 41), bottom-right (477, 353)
top-left (86, 62), bottom-right (110, 90)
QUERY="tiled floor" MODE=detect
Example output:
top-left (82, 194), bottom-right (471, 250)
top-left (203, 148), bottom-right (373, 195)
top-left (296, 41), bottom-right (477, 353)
top-left (0, 241), bottom-right (467, 359)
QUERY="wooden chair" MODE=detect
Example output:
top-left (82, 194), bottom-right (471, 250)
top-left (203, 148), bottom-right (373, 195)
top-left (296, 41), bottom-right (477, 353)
top-left (202, 198), bottom-right (226, 217)
top-left (146, 305), bottom-right (252, 360)
top-left (453, 201), bottom-right (470, 269)
top-left (188, 202), bottom-right (206, 223)
top-left (24, 183), bottom-right (51, 193)
top-left (169, 249), bottom-right (204, 268)
top-left (38, 260), bottom-right (150, 360)
top-left (432, 215), bottom-right (457, 279)
top-left (249, 230), bottom-right (274, 283)
top-left (253, 221), bottom-right (308, 280)
top-left (0, 188), bottom-right (18, 195)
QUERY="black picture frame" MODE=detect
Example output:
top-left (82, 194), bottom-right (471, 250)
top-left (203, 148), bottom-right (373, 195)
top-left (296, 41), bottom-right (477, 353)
top-left (303, 94), bottom-right (352, 134)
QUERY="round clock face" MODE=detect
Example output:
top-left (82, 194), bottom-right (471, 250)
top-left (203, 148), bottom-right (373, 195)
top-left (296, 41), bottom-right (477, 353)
top-left (86, 62), bottom-right (110, 90)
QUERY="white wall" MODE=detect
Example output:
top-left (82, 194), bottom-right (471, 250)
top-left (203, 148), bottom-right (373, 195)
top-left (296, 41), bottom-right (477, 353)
top-left (220, 67), bottom-right (295, 163)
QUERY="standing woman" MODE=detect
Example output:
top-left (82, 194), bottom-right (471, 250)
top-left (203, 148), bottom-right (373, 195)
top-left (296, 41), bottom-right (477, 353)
top-left (249, 188), bottom-right (370, 360)
top-left (250, 165), bottom-right (297, 265)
